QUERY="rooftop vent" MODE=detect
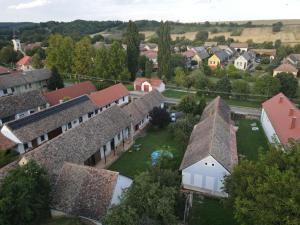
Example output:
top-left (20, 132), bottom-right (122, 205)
top-left (290, 117), bottom-right (297, 129)
top-left (289, 108), bottom-right (295, 116)
top-left (279, 96), bottom-right (283, 103)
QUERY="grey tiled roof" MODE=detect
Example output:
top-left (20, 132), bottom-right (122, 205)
top-left (215, 50), bottom-right (229, 62)
top-left (124, 90), bottom-right (164, 126)
top-left (0, 90), bottom-right (48, 119)
top-left (180, 96), bottom-right (238, 172)
top-left (0, 69), bottom-right (51, 89)
top-left (197, 49), bottom-right (210, 60)
top-left (52, 163), bottom-right (118, 221)
top-left (22, 105), bottom-right (131, 182)
top-left (5, 95), bottom-right (98, 143)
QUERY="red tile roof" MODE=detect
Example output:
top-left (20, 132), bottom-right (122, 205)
top-left (262, 93), bottom-right (300, 144)
top-left (274, 63), bottom-right (298, 74)
top-left (0, 66), bottom-right (10, 75)
top-left (182, 50), bottom-right (196, 58)
top-left (44, 81), bottom-right (97, 105)
top-left (134, 77), bottom-right (162, 87)
top-left (141, 50), bottom-right (157, 59)
top-left (0, 133), bottom-right (15, 151)
top-left (16, 56), bottom-right (31, 66)
top-left (89, 83), bottom-right (129, 108)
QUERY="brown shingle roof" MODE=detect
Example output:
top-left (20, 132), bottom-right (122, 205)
top-left (52, 163), bottom-right (118, 221)
top-left (0, 90), bottom-right (48, 119)
top-left (180, 96), bottom-right (238, 172)
top-left (124, 90), bottom-right (164, 126)
top-left (21, 105), bottom-right (131, 182)
top-left (5, 95), bottom-right (97, 143)
top-left (44, 81), bottom-right (96, 106)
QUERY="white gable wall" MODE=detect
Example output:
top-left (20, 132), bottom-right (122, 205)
top-left (260, 108), bottom-right (281, 144)
top-left (182, 155), bottom-right (230, 197)
top-left (234, 56), bottom-right (248, 70)
top-left (141, 81), bottom-right (153, 92)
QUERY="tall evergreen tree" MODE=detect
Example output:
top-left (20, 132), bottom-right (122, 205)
top-left (157, 21), bottom-right (171, 80)
top-left (72, 36), bottom-right (94, 79)
top-left (47, 66), bottom-right (64, 90)
top-left (125, 20), bottom-right (140, 81)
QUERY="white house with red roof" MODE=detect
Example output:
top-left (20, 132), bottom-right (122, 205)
top-left (140, 50), bottom-right (158, 68)
top-left (134, 77), bottom-right (165, 93)
top-left (273, 63), bottom-right (298, 77)
top-left (261, 93), bottom-right (300, 146)
top-left (89, 83), bottom-right (129, 111)
top-left (16, 56), bottom-right (33, 71)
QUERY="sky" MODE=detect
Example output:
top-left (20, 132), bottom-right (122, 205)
top-left (0, 0), bottom-right (300, 23)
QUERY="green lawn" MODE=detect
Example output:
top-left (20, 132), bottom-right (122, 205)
top-left (109, 127), bottom-right (184, 178)
top-left (236, 119), bottom-right (269, 161)
top-left (40, 217), bottom-right (84, 225)
top-left (189, 196), bottom-right (237, 225)
top-left (125, 84), bottom-right (134, 91)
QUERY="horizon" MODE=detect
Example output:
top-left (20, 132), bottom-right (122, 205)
top-left (1, 0), bottom-right (300, 23)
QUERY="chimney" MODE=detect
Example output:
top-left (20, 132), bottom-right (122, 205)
top-left (290, 117), bottom-right (297, 129)
top-left (289, 108), bottom-right (294, 116)
top-left (279, 96), bottom-right (283, 103)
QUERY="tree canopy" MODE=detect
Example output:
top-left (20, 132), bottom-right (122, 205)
top-left (276, 73), bottom-right (299, 98)
top-left (254, 75), bottom-right (281, 97)
top-left (47, 66), bottom-right (64, 90)
top-left (0, 161), bottom-right (51, 225)
top-left (224, 143), bottom-right (300, 225)
top-left (149, 106), bottom-right (170, 128)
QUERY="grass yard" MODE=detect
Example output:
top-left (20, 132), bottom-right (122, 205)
top-left (189, 196), bottom-right (237, 225)
top-left (40, 217), bottom-right (84, 225)
top-left (109, 127), bottom-right (184, 178)
top-left (236, 119), bottom-right (269, 161)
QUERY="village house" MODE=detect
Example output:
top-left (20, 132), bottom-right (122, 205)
top-left (182, 47), bottom-right (209, 68)
top-left (204, 42), bottom-right (218, 48)
top-left (0, 69), bottom-right (51, 97)
top-left (251, 48), bottom-right (276, 60)
top-left (44, 81), bottom-right (97, 106)
top-left (134, 77), bottom-right (165, 93)
top-left (0, 106), bottom-right (134, 222)
top-left (0, 90), bottom-right (49, 126)
top-left (230, 42), bottom-right (248, 53)
top-left (285, 54), bottom-right (300, 68)
top-left (1, 95), bottom-right (98, 154)
top-left (208, 51), bottom-right (229, 69)
top-left (0, 66), bottom-right (11, 75)
top-left (180, 96), bottom-right (238, 197)
top-left (273, 63), bottom-right (298, 77)
top-left (219, 45), bottom-right (236, 58)
top-left (124, 90), bottom-right (164, 134)
top-left (89, 83), bottom-right (129, 110)
top-left (234, 51), bottom-right (255, 71)
top-left (16, 55), bottom-right (33, 71)
top-left (261, 93), bottom-right (300, 146)
top-left (140, 43), bottom-right (158, 52)
top-left (140, 50), bottom-right (158, 68)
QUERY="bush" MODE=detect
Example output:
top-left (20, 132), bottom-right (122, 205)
top-left (149, 107), bottom-right (170, 128)
top-left (255, 65), bottom-right (263, 70)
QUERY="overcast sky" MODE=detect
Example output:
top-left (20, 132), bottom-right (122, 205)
top-left (0, 0), bottom-right (300, 22)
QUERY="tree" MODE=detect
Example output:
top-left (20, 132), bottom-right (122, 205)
top-left (203, 63), bottom-right (212, 76)
top-left (107, 41), bottom-right (130, 81)
top-left (170, 54), bottom-right (186, 75)
top-left (125, 21), bottom-right (140, 80)
top-left (0, 46), bottom-right (17, 64)
top-left (178, 95), bottom-right (197, 114)
top-left (254, 75), bottom-right (281, 97)
top-left (138, 55), bottom-right (147, 74)
top-left (157, 21), bottom-right (172, 80)
top-left (46, 35), bottom-right (74, 75)
top-left (224, 143), bottom-right (300, 225)
top-left (276, 73), bottom-right (299, 98)
top-left (145, 59), bottom-right (153, 78)
top-left (195, 31), bottom-right (209, 42)
top-left (47, 66), bottom-right (64, 90)
top-left (94, 46), bottom-right (109, 78)
top-left (174, 67), bottom-right (185, 86)
top-left (91, 34), bottom-right (104, 44)
top-left (194, 95), bottom-right (207, 115)
top-left (0, 161), bottom-right (51, 225)
top-left (149, 107), bottom-right (170, 128)
top-left (216, 77), bottom-right (232, 97)
top-left (31, 53), bottom-right (43, 69)
top-left (72, 36), bottom-right (94, 78)
top-left (274, 39), bottom-right (282, 49)
top-left (272, 22), bottom-right (283, 32)
top-left (232, 80), bottom-right (250, 99)
top-left (169, 114), bottom-right (199, 145)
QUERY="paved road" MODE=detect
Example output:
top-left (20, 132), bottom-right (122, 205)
top-left (130, 91), bottom-right (262, 117)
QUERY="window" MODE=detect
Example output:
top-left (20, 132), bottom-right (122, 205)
top-left (115, 100), bottom-right (119, 104)
top-left (40, 135), bottom-right (45, 142)
top-left (88, 112), bottom-right (93, 118)
top-left (103, 145), bottom-right (106, 152)
top-left (100, 108), bottom-right (102, 112)
top-left (67, 122), bottom-right (72, 129)
top-left (3, 89), bottom-right (7, 94)
top-left (212, 164), bottom-right (214, 166)
top-left (24, 143), bottom-right (29, 150)
top-left (95, 109), bottom-right (98, 114)
top-left (123, 96), bottom-right (125, 101)
top-left (79, 116), bottom-right (83, 123)
top-left (205, 163), bottom-right (207, 165)
top-left (30, 110), bottom-right (35, 114)
top-left (11, 87), bottom-right (15, 92)
top-left (28, 83), bottom-right (32, 88)
top-left (118, 133), bottom-right (121, 140)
